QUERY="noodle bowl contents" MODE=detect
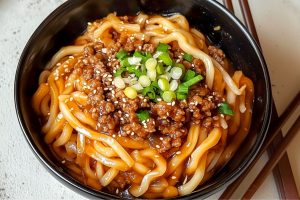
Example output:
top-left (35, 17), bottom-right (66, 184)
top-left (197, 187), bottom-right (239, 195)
top-left (32, 13), bottom-right (254, 198)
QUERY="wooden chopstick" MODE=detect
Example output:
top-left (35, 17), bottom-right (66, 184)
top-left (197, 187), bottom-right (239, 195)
top-left (220, 92), bottom-right (300, 199)
top-left (222, 0), bottom-right (234, 13)
top-left (242, 116), bottom-right (300, 199)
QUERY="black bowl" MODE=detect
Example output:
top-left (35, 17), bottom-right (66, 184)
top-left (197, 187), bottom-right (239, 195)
top-left (14, 0), bottom-right (272, 199)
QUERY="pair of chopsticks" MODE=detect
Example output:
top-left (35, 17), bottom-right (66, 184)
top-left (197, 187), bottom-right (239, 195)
top-left (220, 92), bottom-right (300, 199)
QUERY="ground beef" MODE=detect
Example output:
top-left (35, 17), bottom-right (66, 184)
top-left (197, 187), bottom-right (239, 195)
top-left (208, 45), bottom-right (226, 65)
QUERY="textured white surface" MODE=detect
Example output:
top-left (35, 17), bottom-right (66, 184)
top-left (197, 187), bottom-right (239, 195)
top-left (0, 0), bottom-right (299, 199)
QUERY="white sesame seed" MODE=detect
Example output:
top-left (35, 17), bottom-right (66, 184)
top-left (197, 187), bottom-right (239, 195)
top-left (61, 160), bottom-right (66, 164)
top-left (154, 155), bottom-right (159, 158)
top-left (176, 151), bottom-right (181, 155)
top-left (112, 134), bottom-right (116, 138)
top-left (171, 101), bottom-right (175, 106)
top-left (131, 132), bottom-right (135, 136)
top-left (101, 48), bottom-right (107, 54)
top-left (171, 176), bottom-right (176, 179)
top-left (103, 74), bottom-right (108, 78)
top-left (69, 97), bottom-right (74, 101)
top-left (159, 137), bottom-right (163, 141)
top-left (155, 145), bottom-right (160, 148)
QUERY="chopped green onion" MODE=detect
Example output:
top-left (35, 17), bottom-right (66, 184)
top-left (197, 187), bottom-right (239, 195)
top-left (136, 110), bottom-right (150, 121)
top-left (169, 80), bottom-right (179, 91)
top-left (145, 58), bottom-right (157, 70)
top-left (158, 78), bottom-right (170, 91)
top-left (156, 63), bottom-right (164, 75)
top-left (170, 67), bottom-right (183, 80)
top-left (219, 102), bottom-right (234, 116)
top-left (183, 69), bottom-right (196, 81)
top-left (177, 84), bottom-right (189, 94)
top-left (183, 75), bottom-right (203, 87)
top-left (138, 75), bottom-right (151, 87)
top-left (113, 77), bottom-right (125, 89)
top-left (177, 93), bottom-right (187, 100)
top-left (183, 53), bottom-right (193, 62)
top-left (147, 70), bottom-right (157, 81)
top-left (162, 91), bottom-right (176, 102)
top-left (124, 87), bottom-right (137, 99)
top-left (174, 63), bottom-right (186, 77)
top-left (159, 52), bottom-right (173, 66)
top-left (144, 52), bottom-right (152, 62)
top-left (142, 86), bottom-right (156, 99)
top-left (116, 49), bottom-right (128, 60)
top-left (156, 43), bottom-right (170, 52)
top-left (113, 67), bottom-right (126, 77)
top-left (133, 51), bottom-right (144, 58)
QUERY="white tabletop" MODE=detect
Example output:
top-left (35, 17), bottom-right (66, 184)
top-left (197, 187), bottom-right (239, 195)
top-left (0, 0), bottom-right (299, 199)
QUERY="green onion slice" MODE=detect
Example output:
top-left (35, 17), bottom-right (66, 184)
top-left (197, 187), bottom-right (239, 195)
top-left (159, 52), bottom-right (173, 66)
top-left (114, 67), bottom-right (126, 77)
top-left (183, 53), bottom-right (193, 62)
top-left (116, 49), bottom-right (128, 60)
top-left (136, 110), bottom-right (150, 121)
top-left (183, 75), bottom-right (203, 87)
top-left (218, 102), bottom-right (234, 116)
top-left (162, 91), bottom-right (176, 102)
top-left (176, 93), bottom-right (187, 100)
top-left (176, 84), bottom-right (189, 94)
top-left (183, 69), bottom-right (196, 81)
top-left (156, 43), bottom-right (170, 52)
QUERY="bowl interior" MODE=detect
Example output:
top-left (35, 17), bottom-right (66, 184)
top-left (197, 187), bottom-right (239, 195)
top-left (15, 0), bottom-right (271, 199)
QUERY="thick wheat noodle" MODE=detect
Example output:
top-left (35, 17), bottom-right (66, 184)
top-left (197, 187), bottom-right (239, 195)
top-left (166, 125), bottom-right (199, 176)
top-left (116, 137), bottom-right (149, 149)
top-left (40, 94), bottom-right (51, 117)
top-left (178, 153), bottom-right (207, 195)
top-left (38, 70), bottom-right (51, 84)
top-left (44, 116), bottom-right (66, 144)
top-left (83, 156), bottom-right (97, 180)
top-left (186, 128), bottom-right (222, 175)
top-left (100, 168), bottom-right (119, 186)
top-left (93, 141), bottom-right (118, 157)
top-left (129, 149), bottom-right (167, 197)
top-left (53, 123), bottom-right (73, 146)
top-left (85, 145), bottom-right (129, 171)
top-left (96, 161), bottom-right (105, 180)
top-left (77, 133), bottom-right (85, 154)
top-left (226, 71), bottom-right (243, 105)
top-left (148, 178), bottom-right (169, 193)
top-left (58, 95), bottom-right (134, 167)
top-left (167, 14), bottom-right (189, 30)
top-left (32, 83), bottom-right (49, 115)
top-left (41, 75), bottom-right (59, 133)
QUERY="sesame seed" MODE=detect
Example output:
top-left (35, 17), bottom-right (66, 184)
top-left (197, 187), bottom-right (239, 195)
top-left (171, 176), bottom-right (176, 179)
top-left (112, 134), bottom-right (116, 138)
top-left (104, 87), bottom-right (109, 91)
top-left (103, 74), bottom-right (108, 78)
top-left (57, 113), bottom-right (63, 120)
top-left (54, 77), bottom-right (59, 81)
top-left (159, 137), bottom-right (163, 141)
top-left (131, 132), bottom-right (135, 136)
top-left (167, 102), bottom-right (171, 105)
top-left (47, 112), bottom-right (50, 116)
top-left (108, 78), bottom-right (113, 82)
top-left (171, 101), bottom-right (175, 106)
top-left (220, 114), bottom-right (224, 118)
top-left (56, 63), bottom-right (61, 66)
top-left (69, 97), bottom-right (74, 101)
top-left (114, 101), bottom-right (118, 104)
top-left (154, 155), bottom-right (159, 158)
top-left (155, 145), bottom-right (160, 148)
top-left (176, 151), bottom-right (181, 155)
top-left (61, 160), bottom-right (66, 164)
top-left (122, 98), bottom-right (127, 102)
top-left (120, 117), bottom-right (124, 121)
top-left (116, 188), bottom-right (119, 194)
top-left (101, 48), bottom-right (107, 53)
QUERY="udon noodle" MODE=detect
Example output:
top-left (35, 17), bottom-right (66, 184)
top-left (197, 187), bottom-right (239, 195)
top-left (32, 13), bottom-right (254, 198)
